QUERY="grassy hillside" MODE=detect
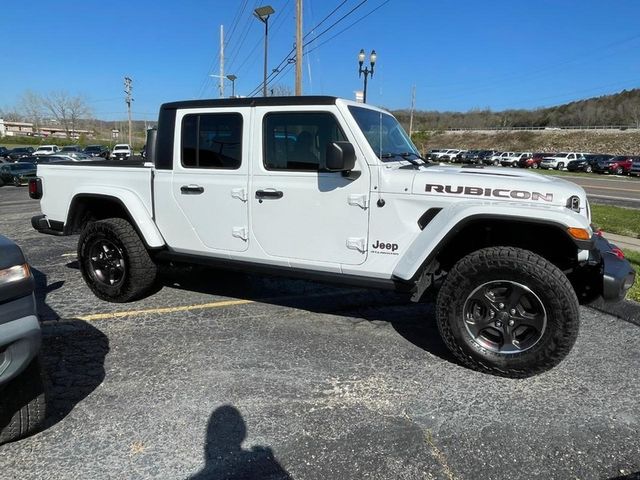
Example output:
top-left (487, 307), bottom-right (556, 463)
top-left (394, 88), bottom-right (640, 130)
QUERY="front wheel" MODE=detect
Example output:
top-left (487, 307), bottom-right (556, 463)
top-left (556, 162), bottom-right (564, 170)
top-left (615, 167), bottom-right (624, 175)
top-left (532, 163), bottom-right (538, 169)
top-left (436, 247), bottom-right (579, 378)
top-left (0, 357), bottom-right (46, 445)
top-left (585, 165), bottom-right (593, 173)
top-left (78, 218), bottom-right (158, 302)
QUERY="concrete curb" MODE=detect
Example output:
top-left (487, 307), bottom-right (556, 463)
top-left (588, 298), bottom-right (640, 327)
top-left (602, 232), bottom-right (640, 253)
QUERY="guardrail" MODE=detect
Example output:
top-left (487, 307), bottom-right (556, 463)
top-left (420, 125), bottom-right (640, 132)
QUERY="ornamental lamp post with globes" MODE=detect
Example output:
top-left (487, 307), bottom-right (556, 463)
top-left (358, 49), bottom-right (376, 103)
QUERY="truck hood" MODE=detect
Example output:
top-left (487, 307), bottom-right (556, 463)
top-left (380, 164), bottom-right (587, 210)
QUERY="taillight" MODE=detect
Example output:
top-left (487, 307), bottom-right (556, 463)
top-left (29, 178), bottom-right (42, 199)
top-left (611, 247), bottom-right (625, 260)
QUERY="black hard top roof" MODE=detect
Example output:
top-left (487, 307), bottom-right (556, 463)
top-left (161, 95), bottom-right (339, 111)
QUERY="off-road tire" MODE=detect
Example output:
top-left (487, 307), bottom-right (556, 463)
top-left (0, 357), bottom-right (46, 445)
top-left (436, 247), bottom-right (579, 378)
top-left (78, 218), bottom-right (157, 302)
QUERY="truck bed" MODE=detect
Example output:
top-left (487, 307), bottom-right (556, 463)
top-left (36, 162), bottom-right (154, 227)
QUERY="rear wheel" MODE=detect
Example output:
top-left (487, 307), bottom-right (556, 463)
top-left (436, 247), bottom-right (579, 378)
top-left (78, 218), bottom-right (158, 302)
top-left (532, 163), bottom-right (538, 169)
top-left (12, 176), bottom-right (20, 186)
top-left (0, 357), bottom-right (46, 445)
top-left (585, 165), bottom-right (593, 173)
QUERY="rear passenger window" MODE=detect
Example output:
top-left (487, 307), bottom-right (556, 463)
top-left (263, 112), bottom-right (346, 171)
top-left (181, 113), bottom-right (242, 169)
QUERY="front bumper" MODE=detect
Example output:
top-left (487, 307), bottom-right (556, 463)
top-left (584, 235), bottom-right (636, 303)
top-left (1, 288), bottom-right (40, 387)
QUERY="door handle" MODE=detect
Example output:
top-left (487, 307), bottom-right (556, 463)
top-left (255, 189), bottom-right (283, 200)
top-left (181, 185), bottom-right (204, 194)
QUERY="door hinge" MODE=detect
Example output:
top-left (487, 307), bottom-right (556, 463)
top-left (347, 194), bottom-right (369, 209)
top-left (231, 188), bottom-right (247, 202)
top-left (232, 226), bottom-right (248, 241)
top-left (346, 237), bottom-right (366, 253)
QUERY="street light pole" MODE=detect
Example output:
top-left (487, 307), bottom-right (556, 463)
top-left (209, 74), bottom-right (238, 98)
top-left (254, 5), bottom-right (275, 97)
top-left (357, 49), bottom-right (376, 103)
top-left (227, 74), bottom-right (237, 97)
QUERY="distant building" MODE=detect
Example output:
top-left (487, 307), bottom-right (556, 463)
top-left (0, 119), bottom-right (34, 136)
top-left (0, 118), bottom-right (92, 139)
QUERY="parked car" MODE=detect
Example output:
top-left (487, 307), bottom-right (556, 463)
top-left (518, 152), bottom-right (546, 169)
top-left (501, 152), bottom-right (532, 168)
top-left (7, 147), bottom-right (35, 161)
top-left (566, 154), bottom-right (612, 173)
top-left (33, 145), bottom-right (59, 156)
top-left (111, 144), bottom-right (132, 160)
top-left (593, 155), bottom-right (634, 175)
top-left (426, 148), bottom-right (448, 160)
top-left (440, 149), bottom-right (466, 162)
top-left (0, 162), bottom-right (38, 186)
top-left (83, 145), bottom-right (110, 159)
top-left (629, 157), bottom-right (640, 177)
top-left (59, 145), bottom-right (83, 153)
top-left (539, 152), bottom-right (586, 170)
top-left (0, 235), bottom-right (45, 445)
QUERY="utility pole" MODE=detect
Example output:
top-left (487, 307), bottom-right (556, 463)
top-left (219, 25), bottom-right (225, 98)
top-left (295, 0), bottom-right (303, 95)
top-left (409, 84), bottom-right (416, 137)
top-left (124, 76), bottom-right (133, 147)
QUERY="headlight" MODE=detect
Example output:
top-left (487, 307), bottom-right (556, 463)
top-left (0, 264), bottom-right (30, 286)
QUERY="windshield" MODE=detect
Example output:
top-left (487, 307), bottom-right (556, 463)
top-left (85, 146), bottom-right (102, 152)
top-left (348, 106), bottom-right (419, 162)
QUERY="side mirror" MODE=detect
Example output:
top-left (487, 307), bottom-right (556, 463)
top-left (325, 141), bottom-right (356, 172)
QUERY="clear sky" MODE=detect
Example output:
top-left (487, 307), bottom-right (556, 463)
top-left (1, 0), bottom-right (639, 121)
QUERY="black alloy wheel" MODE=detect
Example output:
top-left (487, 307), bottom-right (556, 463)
top-left (462, 280), bottom-right (546, 354)
top-left (88, 239), bottom-right (126, 287)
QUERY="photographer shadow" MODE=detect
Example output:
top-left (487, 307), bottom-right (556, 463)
top-left (188, 405), bottom-right (292, 480)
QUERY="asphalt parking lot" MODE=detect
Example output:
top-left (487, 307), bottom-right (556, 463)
top-left (1, 185), bottom-right (639, 480)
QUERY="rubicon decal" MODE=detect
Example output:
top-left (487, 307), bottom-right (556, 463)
top-left (372, 240), bottom-right (399, 255)
top-left (425, 184), bottom-right (554, 202)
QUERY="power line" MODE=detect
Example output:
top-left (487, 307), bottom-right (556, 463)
top-left (306, 0), bottom-right (391, 55)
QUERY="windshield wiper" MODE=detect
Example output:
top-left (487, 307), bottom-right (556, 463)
top-left (381, 151), bottom-right (427, 166)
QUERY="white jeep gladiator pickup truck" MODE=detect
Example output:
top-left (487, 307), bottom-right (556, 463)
top-left (29, 96), bottom-right (635, 377)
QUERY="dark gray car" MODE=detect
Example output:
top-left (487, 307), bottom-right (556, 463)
top-left (0, 235), bottom-right (45, 445)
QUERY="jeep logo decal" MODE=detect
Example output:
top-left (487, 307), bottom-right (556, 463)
top-left (372, 240), bottom-right (399, 255)
top-left (425, 184), bottom-right (554, 202)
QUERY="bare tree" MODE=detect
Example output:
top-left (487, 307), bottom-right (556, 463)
top-left (19, 90), bottom-right (45, 132)
top-left (269, 84), bottom-right (293, 97)
top-left (0, 106), bottom-right (23, 122)
top-left (40, 91), bottom-right (92, 138)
